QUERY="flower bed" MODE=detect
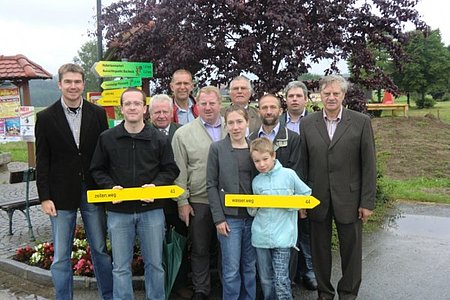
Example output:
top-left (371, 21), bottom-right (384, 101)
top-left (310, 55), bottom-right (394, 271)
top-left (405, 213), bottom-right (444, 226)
top-left (14, 225), bottom-right (144, 277)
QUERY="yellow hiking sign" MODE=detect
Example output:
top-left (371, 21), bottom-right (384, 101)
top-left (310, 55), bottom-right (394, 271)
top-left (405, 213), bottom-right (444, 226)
top-left (87, 185), bottom-right (184, 203)
top-left (225, 194), bottom-right (320, 209)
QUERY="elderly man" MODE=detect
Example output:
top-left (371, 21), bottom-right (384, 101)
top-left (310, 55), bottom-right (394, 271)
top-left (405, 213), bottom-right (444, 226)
top-left (300, 75), bottom-right (376, 300)
top-left (148, 94), bottom-right (191, 299)
top-left (172, 86), bottom-right (226, 300)
top-left (226, 75), bottom-right (261, 135)
top-left (170, 69), bottom-right (198, 124)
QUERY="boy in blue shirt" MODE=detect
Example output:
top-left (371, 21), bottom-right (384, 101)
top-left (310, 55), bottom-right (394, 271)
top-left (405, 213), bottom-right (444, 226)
top-left (249, 137), bottom-right (312, 300)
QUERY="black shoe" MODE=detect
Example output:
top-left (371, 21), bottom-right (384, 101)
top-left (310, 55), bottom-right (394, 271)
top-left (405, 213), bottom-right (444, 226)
top-left (303, 278), bottom-right (318, 290)
top-left (191, 292), bottom-right (208, 300)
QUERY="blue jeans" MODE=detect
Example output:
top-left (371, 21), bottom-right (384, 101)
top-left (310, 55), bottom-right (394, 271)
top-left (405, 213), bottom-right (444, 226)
top-left (256, 248), bottom-right (292, 300)
top-left (108, 209), bottom-right (165, 300)
top-left (217, 217), bottom-right (256, 300)
top-left (50, 191), bottom-right (113, 300)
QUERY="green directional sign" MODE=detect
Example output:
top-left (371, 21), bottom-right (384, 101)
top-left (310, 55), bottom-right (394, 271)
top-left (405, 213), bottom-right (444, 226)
top-left (94, 61), bottom-right (153, 78)
top-left (101, 78), bottom-right (142, 90)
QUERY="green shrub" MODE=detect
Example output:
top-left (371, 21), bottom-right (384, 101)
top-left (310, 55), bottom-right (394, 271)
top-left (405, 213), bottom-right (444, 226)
top-left (415, 95), bottom-right (436, 109)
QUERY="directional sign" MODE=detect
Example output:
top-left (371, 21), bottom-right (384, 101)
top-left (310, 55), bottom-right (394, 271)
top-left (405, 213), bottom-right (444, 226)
top-left (101, 88), bottom-right (128, 98)
top-left (87, 185), bottom-right (185, 203)
top-left (101, 78), bottom-right (142, 90)
top-left (94, 61), bottom-right (153, 78)
top-left (225, 194), bottom-right (320, 209)
top-left (97, 98), bottom-right (121, 106)
top-left (97, 96), bottom-right (151, 107)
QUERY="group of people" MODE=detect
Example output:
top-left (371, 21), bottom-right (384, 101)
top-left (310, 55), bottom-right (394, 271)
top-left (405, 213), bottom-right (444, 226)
top-left (35, 63), bottom-right (376, 300)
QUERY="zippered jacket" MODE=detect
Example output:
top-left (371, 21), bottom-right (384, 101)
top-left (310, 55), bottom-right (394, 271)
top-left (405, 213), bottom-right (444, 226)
top-left (90, 121), bottom-right (180, 213)
top-left (250, 160), bottom-right (311, 248)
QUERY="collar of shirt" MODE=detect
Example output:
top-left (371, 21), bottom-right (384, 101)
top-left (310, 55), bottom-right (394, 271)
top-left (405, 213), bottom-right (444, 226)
top-left (258, 122), bottom-right (280, 141)
top-left (286, 109), bottom-right (305, 124)
top-left (322, 106), bottom-right (343, 122)
top-left (201, 117), bottom-right (222, 128)
top-left (61, 97), bottom-right (83, 114)
top-left (174, 98), bottom-right (193, 112)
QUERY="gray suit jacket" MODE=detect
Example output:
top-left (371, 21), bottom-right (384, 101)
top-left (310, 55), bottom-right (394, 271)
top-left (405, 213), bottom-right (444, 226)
top-left (300, 108), bottom-right (376, 224)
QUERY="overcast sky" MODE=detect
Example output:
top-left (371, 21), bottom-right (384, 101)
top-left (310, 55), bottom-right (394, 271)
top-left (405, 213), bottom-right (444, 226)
top-left (1, 0), bottom-right (448, 77)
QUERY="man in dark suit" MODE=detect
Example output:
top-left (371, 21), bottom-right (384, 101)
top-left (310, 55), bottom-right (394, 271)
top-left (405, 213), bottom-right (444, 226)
top-left (149, 94), bottom-right (191, 299)
top-left (300, 75), bottom-right (377, 300)
top-left (35, 63), bottom-right (112, 300)
top-left (280, 81), bottom-right (317, 291)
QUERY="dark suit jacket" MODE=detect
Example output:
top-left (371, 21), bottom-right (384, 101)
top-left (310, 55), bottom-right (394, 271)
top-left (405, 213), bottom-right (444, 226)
top-left (249, 124), bottom-right (301, 176)
top-left (300, 108), bottom-right (376, 224)
top-left (35, 99), bottom-right (108, 210)
top-left (150, 122), bottom-right (182, 214)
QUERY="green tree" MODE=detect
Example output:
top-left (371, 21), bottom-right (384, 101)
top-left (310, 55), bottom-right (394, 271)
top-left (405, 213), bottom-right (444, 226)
top-left (73, 40), bottom-right (101, 93)
top-left (392, 29), bottom-right (450, 106)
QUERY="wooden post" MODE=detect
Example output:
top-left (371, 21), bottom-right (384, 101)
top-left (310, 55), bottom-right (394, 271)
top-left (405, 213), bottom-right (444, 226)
top-left (19, 81), bottom-right (36, 167)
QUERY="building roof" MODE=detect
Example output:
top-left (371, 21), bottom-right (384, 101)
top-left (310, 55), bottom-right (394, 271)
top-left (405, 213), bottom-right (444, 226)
top-left (0, 54), bottom-right (52, 80)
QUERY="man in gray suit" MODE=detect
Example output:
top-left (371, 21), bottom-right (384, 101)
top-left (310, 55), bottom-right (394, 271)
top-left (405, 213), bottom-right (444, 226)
top-left (300, 75), bottom-right (376, 300)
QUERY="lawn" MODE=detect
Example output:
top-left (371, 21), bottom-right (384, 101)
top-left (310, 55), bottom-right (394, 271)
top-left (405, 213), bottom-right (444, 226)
top-left (380, 96), bottom-right (450, 124)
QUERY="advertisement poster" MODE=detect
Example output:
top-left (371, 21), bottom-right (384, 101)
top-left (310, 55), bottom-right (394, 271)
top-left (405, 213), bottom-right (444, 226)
top-left (0, 84), bottom-right (35, 142)
top-left (0, 84), bottom-right (20, 119)
top-left (20, 106), bottom-right (35, 141)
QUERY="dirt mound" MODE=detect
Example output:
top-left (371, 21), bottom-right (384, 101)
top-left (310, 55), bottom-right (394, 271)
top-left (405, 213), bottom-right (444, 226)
top-left (372, 116), bottom-right (450, 180)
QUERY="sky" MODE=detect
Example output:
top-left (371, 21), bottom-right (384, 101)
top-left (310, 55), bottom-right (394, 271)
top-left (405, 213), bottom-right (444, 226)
top-left (1, 0), bottom-right (448, 77)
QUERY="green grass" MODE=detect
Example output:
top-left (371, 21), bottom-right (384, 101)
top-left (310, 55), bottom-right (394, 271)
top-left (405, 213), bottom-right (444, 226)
top-left (388, 177), bottom-right (450, 204)
top-left (0, 141), bottom-right (28, 162)
top-left (379, 95), bottom-right (450, 124)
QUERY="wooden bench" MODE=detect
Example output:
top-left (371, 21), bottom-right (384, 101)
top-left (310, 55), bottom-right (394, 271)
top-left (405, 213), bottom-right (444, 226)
top-left (0, 168), bottom-right (38, 240)
top-left (367, 103), bottom-right (409, 117)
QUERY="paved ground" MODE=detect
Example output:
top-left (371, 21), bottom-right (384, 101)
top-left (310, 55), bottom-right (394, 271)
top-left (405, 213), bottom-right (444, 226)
top-left (0, 162), bottom-right (449, 299)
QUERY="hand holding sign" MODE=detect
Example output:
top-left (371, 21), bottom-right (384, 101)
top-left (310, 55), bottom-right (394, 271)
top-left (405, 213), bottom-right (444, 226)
top-left (87, 185), bottom-right (185, 203)
top-left (225, 194), bottom-right (320, 209)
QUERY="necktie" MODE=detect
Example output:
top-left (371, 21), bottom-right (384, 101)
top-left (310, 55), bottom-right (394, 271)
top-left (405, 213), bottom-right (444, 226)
top-left (160, 129), bottom-right (168, 136)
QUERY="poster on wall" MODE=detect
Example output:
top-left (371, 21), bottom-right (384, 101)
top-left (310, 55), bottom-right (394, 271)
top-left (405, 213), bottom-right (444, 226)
top-left (0, 83), bottom-right (35, 142)
top-left (20, 106), bottom-right (35, 141)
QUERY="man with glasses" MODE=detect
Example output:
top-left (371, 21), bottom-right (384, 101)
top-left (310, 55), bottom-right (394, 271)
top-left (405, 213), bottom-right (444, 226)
top-left (91, 88), bottom-right (180, 300)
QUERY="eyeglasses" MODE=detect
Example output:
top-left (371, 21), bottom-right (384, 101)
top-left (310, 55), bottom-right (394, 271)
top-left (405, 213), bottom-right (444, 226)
top-left (122, 101), bottom-right (145, 107)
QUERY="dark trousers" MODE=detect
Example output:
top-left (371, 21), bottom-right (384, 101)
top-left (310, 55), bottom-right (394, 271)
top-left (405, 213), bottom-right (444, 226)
top-left (190, 202), bottom-right (217, 295)
top-left (310, 211), bottom-right (362, 300)
top-left (165, 207), bottom-right (189, 292)
top-left (289, 217), bottom-right (316, 283)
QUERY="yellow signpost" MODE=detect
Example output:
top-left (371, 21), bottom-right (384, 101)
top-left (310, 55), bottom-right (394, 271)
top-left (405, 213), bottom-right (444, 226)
top-left (96, 98), bottom-right (121, 106)
top-left (225, 194), bottom-right (320, 209)
top-left (87, 185), bottom-right (185, 203)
